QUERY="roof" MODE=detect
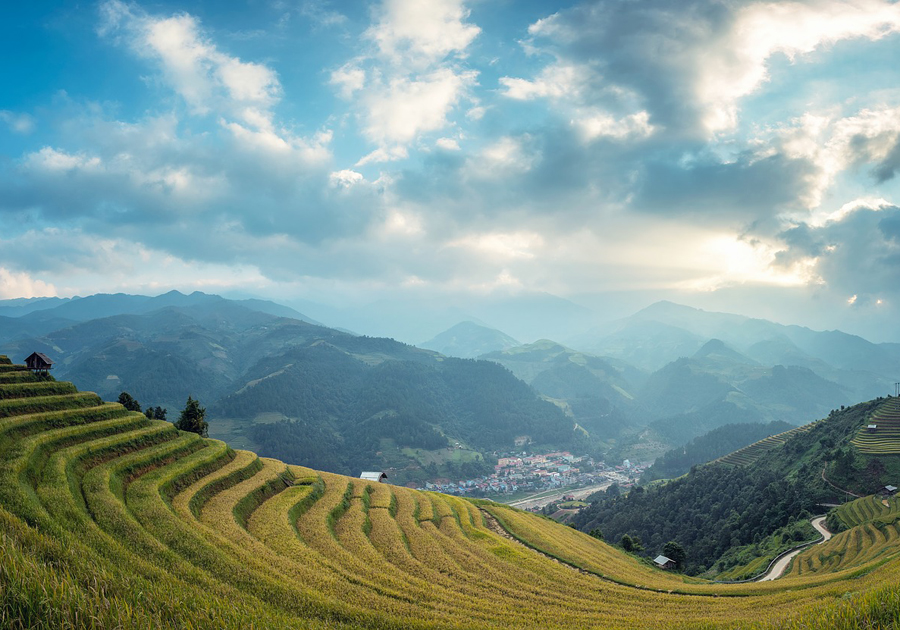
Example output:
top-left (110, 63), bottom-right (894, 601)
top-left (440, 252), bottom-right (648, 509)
top-left (653, 555), bottom-right (673, 566)
top-left (885, 485), bottom-right (898, 492)
top-left (25, 352), bottom-right (53, 365)
top-left (360, 471), bottom-right (387, 482)
top-left (868, 424), bottom-right (878, 428)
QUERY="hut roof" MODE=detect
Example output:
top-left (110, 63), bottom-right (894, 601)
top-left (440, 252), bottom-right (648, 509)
top-left (360, 471), bottom-right (388, 482)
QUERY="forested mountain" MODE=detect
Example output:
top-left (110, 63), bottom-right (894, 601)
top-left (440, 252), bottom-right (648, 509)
top-left (575, 398), bottom-right (891, 575)
top-left (0, 293), bottom-right (574, 482)
top-left (481, 340), bottom-right (643, 443)
top-left (641, 421), bottom-right (794, 482)
top-left (225, 345), bottom-right (574, 478)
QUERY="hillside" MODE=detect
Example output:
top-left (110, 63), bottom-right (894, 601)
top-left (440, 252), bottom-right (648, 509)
top-left (4, 360), bottom-right (900, 628)
top-left (481, 340), bottom-right (643, 443)
top-left (575, 398), bottom-right (896, 575)
top-left (215, 342), bottom-right (575, 480)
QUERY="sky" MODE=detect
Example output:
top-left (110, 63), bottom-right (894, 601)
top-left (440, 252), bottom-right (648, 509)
top-left (2, 0), bottom-right (900, 341)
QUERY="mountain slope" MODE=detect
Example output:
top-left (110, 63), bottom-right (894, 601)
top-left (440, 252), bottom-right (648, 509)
top-left (3, 361), bottom-right (900, 629)
top-left (576, 396), bottom-right (898, 576)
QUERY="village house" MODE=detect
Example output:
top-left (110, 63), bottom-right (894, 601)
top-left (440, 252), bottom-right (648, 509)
top-left (653, 555), bottom-right (676, 570)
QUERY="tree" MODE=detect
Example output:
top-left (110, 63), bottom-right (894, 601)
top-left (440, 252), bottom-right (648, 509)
top-left (118, 392), bottom-right (141, 413)
top-left (589, 528), bottom-right (604, 541)
top-left (175, 396), bottom-right (208, 437)
top-left (663, 541), bottom-right (686, 570)
top-left (620, 534), bottom-right (634, 552)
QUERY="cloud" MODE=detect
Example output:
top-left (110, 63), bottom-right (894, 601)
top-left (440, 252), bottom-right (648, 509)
top-left (332, 0), bottom-right (480, 161)
top-left (99, 0), bottom-right (281, 125)
top-left (772, 199), bottom-right (900, 305)
top-left (0, 267), bottom-right (56, 299)
top-left (0, 111), bottom-right (35, 134)
top-left (360, 68), bottom-right (478, 144)
top-left (364, 0), bottom-right (480, 68)
top-left (515, 0), bottom-right (900, 136)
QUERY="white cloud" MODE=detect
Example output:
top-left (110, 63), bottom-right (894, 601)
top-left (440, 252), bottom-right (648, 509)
top-left (696, 0), bottom-right (900, 133)
top-left (99, 0), bottom-right (281, 124)
top-left (0, 111), bottom-right (35, 134)
top-left (24, 147), bottom-right (102, 172)
top-left (500, 63), bottom-right (587, 101)
top-left (356, 146), bottom-right (409, 166)
top-left (365, 0), bottom-right (480, 68)
top-left (330, 64), bottom-right (366, 99)
top-left (466, 136), bottom-right (538, 177)
top-left (361, 69), bottom-right (477, 144)
top-left (447, 231), bottom-right (545, 260)
top-left (436, 137), bottom-right (460, 150)
top-left (329, 169), bottom-right (365, 188)
top-left (0, 268), bottom-right (56, 299)
top-left (773, 106), bottom-right (900, 211)
top-left (574, 110), bottom-right (655, 142)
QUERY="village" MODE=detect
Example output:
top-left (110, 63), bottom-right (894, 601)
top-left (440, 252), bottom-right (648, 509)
top-left (417, 450), bottom-right (648, 504)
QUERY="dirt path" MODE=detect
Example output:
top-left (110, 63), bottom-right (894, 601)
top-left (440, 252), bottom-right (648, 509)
top-left (757, 516), bottom-right (832, 582)
top-left (821, 466), bottom-right (863, 498)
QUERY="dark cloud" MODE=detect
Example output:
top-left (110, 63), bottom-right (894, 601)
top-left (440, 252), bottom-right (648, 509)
top-left (774, 205), bottom-right (900, 303)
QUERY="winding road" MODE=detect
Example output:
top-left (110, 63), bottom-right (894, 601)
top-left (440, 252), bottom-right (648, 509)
top-left (757, 516), bottom-right (832, 581)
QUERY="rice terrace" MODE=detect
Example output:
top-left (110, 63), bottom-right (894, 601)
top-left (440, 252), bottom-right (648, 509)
top-left (3, 354), bottom-right (900, 629)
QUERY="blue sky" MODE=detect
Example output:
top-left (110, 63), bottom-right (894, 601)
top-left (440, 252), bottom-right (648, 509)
top-left (2, 0), bottom-right (900, 340)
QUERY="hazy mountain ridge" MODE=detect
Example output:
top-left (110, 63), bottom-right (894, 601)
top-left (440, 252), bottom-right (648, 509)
top-left (420, 321), bottom-right (521, 358)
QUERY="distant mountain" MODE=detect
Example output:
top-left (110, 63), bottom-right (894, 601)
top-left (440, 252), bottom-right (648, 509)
top-left (1, 290), bottom-right (322, 327)
top-left (481, 340), bottom-right (644, 442)
top-left (568, 300), bottom-right (898, 405)
top-left (287, 290), bottom-right (595, 345)
top-left (420, 321), bottom-right (520, 358)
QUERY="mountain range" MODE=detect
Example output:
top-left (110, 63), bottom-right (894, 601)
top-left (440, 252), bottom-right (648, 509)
top-left (2, 291), bottom-right (898, 479)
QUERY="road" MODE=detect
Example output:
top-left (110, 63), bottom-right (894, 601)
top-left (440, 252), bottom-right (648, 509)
top-left (504, 481), bottom-right (614, 511)
top-left (758, 516), bottom-right (832, 581)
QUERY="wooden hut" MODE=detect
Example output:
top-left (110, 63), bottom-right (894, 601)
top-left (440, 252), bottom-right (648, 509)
top-left (24, 352), bottom-right (53, 374)
top-left (653, 555), bottom-right (676, 570)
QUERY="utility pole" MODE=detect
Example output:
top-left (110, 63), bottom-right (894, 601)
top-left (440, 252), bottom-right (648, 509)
top-left (895, 382), bottom-right (900, 397)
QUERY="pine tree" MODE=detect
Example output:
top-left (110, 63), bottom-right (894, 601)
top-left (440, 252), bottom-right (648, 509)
top-left (175, 396), bottom-right (208, 437)
top-left (118, 392), bottom-right (141, 413)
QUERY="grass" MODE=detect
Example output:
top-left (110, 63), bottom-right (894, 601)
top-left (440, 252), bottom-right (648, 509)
top-left (3, 360), bottom-right (900, 628)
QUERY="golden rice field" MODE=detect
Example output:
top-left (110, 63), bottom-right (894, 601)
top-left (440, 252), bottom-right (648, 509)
top-left (851, 396), bottom-right (900, 454)
top-left (2, 356), bottom-right (900, 629)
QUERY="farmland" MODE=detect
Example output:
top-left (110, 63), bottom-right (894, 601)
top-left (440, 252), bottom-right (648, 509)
top-left (3, 357), bottom-right (900, 629)
top-left (851, 397), bottom-right (900, 454)
top-left (715, 422), bottom-right (817, 467)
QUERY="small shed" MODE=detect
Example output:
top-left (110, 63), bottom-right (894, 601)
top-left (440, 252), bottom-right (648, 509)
top-left (24, 352), bottom-right (53, 374)
top-left (868, 424), bottom-right (878, 432)
top-left (881, 485), bottom-right (898, 497)
top-left (360, 471), bottom-right (388, 483)
top-left (653, 555), bottom-right (676, 570)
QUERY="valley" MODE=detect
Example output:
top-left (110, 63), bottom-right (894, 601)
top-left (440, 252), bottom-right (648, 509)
top-left (5, 358), bottom-right (900, 629)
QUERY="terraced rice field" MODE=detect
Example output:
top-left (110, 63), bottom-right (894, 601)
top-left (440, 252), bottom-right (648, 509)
top-left (786, 496), bottom-right (900, 577)
top-left (851, 397), bottom-right (900, 454)
top-left (715, 423), bottom-right (816, 467)
top-left (2, 357), bottom-right (900, 629)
